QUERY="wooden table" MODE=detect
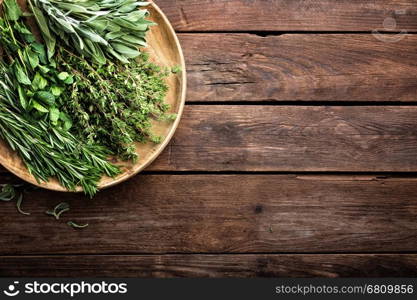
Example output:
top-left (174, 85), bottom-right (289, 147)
top-left (1, 0), bottom-right (417, 277)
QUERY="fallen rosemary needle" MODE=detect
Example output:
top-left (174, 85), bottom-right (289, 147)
top-left (0, 184), bottom-right (16, 202)
top-left (45, 202), bottom-right (70, 220)
top-left (0, 184), bottom-right (30, 215)
top-left (67, 221), bottom-right (89, 229)
top-left (16, 194), bottom-right (30, 215)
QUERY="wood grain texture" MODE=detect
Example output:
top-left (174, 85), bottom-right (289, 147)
top-left (155, 0), bottom-right (417, 31)
top-left (180, 34), bottom-right (417, 102)
top-left (149, 105), bottom-right (417, 172)
top-left (2, 175), bottom-right (417, 255)
top-left (2, 254), bottom-right (417, 277)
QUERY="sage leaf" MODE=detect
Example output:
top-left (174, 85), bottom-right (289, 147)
top-left (111, 42), bottom-right (140, 58)
top-left (29, 4), bottom-right (56, 58)
top-left (4, 0), bottom-right (22, 21)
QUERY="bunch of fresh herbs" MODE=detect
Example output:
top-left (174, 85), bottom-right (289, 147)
top-left (28, 0), bottom-right (153, 64)
top-left (0, 1), bottom-right (73, 128)
top-left (0, 0), bottom-right (175, 198)
top-left (0, 61), bottom-right (121, 196)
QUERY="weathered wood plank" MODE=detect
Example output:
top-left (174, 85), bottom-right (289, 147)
top-left (149, 105), bottom-right (417, 172)
top-left (180, 34), bottom-right (417, 102)
top-left (1, 254), bottom-right (417, 277)
top-left (2, 175), bottom-right (417, 254)
top-left (2, 106), bottom-right (417, 173)
top-left (155, 0), bottom-right (417, 32)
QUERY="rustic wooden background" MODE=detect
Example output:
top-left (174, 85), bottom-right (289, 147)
top-left (1, 0), bottom-right (417, 277)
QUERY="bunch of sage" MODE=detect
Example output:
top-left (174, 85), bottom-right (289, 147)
top-left (28, 0), bottom-right (153, 64)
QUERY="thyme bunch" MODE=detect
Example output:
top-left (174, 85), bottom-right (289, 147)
top-left (56, 48), bottom-right (175, 162)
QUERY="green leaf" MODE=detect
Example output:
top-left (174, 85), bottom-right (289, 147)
top-left (50, 86), bottom-right (63, 97)
top-left (125, 10), bottom-right (148, 22)
top-left (35, 91), bottom-right (55, 106)
top-left (171, 66), bottom-right (182, 74)
top-left (31, 43), bottom-right (47, 64)
top-left (120, 34), bottom-right (147, 46)
top-left (86, 19), bottom-right (108, 32)
top-left (59, 112), bottom-right (72, 131)
top-left (49, 106), bottom-right (60, 123)
top-left (56, 3), bottom-right (90, 14)
top-left (107, 47), bottom-right (129, 64)
top-left (17, 85), bottom-right (28, 110)
top-left (32, 73), bottom-right (48, 90)
top-left (77, 26), bottom-right (108, 45)
top-left (106, 23), bottom-right (121, 32)
top-left (64, 76), bottom-right (74, 85)
top-left (38, 65), bottom-right (50, 74)
top-left (111, 43), bottom-right (140, 58)
top-left (4, 0), bottom-right (22, 21)
top-left (113, 17), bottom-right (148, 31)
top-left (118, 3), bottom-right (139, 13)
top-left (31, 100), bottom-right (48, 113)
top-left (14, 23), bottom-right (36, 43)
top-left (30, 4), bottom-right (56, 59)
top-left (57, 72), bottom-right (69, 81)
top-left (54, 17), bottom-right (76, 34)
top-left (25, 48), bottom-right (40, 69)
top-left (13, 63), bottom-right (31, 85)
top-left (105, 31), bottom-right (125, 40)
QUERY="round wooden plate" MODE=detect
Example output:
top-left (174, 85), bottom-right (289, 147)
top-left (0, 2), bottom-right (186, 192)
